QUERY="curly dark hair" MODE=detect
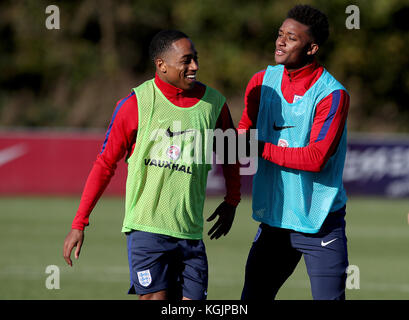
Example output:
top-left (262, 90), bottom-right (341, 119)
top-left (149, 29), bottom-right (189, 62)
top-left (287, 5), bottom-right (329, 46)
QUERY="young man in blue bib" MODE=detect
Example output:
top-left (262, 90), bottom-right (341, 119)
top-left (239, 5), bottom-right (350, 300)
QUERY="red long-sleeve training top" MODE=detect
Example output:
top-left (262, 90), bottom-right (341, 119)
top-left (238, 60), bottom-right (350, 172)
top-left (72, 74), bottom-right (241, 230)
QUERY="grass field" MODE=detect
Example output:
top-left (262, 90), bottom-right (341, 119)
top-left (0, 195), bottom-right (408, 300)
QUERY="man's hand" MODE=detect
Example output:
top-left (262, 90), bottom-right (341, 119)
top-left (207, 201), bottom-right (237, 240)
top-left (63, 229), bottom-right (84, 267)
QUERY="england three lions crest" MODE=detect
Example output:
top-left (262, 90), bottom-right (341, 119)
top-left (137, 269), bottom-right (152, 287)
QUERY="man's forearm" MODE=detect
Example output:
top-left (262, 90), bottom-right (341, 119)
top-left (71, 157), bottom-right (116, 230)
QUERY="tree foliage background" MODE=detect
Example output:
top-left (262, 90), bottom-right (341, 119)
top-left (0, 0), bottom-right (408, 132)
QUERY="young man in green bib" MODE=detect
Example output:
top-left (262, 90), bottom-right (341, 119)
top-left (63, 30), bottom-right (241, 300)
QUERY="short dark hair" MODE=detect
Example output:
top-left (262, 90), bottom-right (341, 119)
top-left (287, 5), bottom-right (329, 46)
top-left (149, 29), bottom-right (189, 62)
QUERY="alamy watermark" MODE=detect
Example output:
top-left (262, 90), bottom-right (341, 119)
top-left (346, 264), bottom-right (360, 290)
top-left (147, 121), bottom-right (259, 175)
top-left (346, 5), bottom-right (360, 29)
top-left (45, 5), bottom-right (60, 30)
top-left (44, 263), bottom-right (359, 291)
top-left (45, 265), bottom-right (60, 289)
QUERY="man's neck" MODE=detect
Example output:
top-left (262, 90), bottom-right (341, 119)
top-left (283, 60), bottom-right (318, 80)
top-left (155, 73), bottom-right (185, 95)
top-left (284, 58), bottom-right (316, 74)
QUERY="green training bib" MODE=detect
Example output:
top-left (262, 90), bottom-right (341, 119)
top-left (122, 79), bottom-right (225, 239)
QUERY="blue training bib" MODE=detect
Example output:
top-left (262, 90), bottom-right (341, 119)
top-left (252, 64), bottom-right (348, 233)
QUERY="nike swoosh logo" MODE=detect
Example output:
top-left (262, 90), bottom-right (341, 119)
top-left (321, 238), bottom-right (338, 247)
top-left (0, 144), bottom-right (28, 167)
top-left (165, 127), bottom-right (195, 137)
top-left (273, 122), bottom-right (295, 131)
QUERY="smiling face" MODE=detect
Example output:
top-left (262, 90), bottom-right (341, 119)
top-left (274, 18), bottom-right (319, 72)
top-left (155, 38), bottom-right (199, 90)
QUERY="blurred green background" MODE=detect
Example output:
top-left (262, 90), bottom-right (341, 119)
top-left (0, 0), bottom-right (409, 131)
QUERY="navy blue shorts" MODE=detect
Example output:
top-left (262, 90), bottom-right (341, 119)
top-left (241, 208), bottom-right (349, 300)
top-left (126, 230), bottom-right (208, 300)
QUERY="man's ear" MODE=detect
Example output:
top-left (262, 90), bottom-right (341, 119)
top-left (155, 58), bottom-right (167, 74)
top-left (307, 42), bottom-right (319, 56)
